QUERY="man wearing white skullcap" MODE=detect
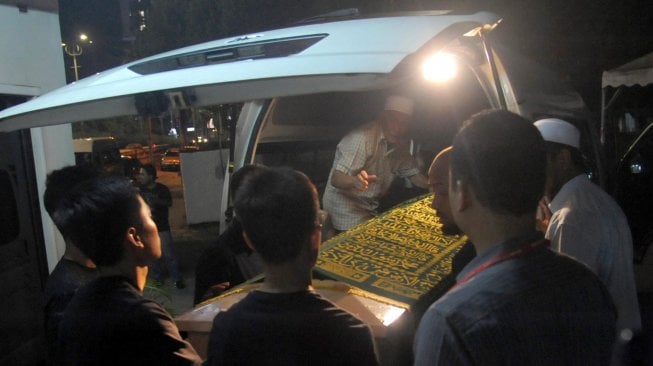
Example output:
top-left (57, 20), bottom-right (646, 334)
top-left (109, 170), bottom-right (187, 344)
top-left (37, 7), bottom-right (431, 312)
top-left (534, 118), bottom-right (641, 334)
top-left (323, 95), bottom-right (428, 231)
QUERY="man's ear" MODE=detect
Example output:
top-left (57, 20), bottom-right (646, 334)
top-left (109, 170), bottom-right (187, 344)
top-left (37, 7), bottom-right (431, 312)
top-left (450, 179), bottom-right (472, 212)
top-left (304, 226), bottom-right (321, 266)
top-left (126, 227), bottom-right (144, 250)
top-left (242, 232), bottom-right (257, 252)
top-left (310, 225), bottom-right (321, 250)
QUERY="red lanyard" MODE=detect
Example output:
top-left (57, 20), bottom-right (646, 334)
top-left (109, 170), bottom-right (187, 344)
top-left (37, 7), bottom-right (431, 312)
top-left (455, 239), bottom-right (549, 287)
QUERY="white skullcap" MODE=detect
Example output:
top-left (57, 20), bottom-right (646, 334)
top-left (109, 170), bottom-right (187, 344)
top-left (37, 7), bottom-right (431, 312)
top-left (534, 118), bottom-right (580, 149)
top-left (384, 95), bottom-right (414, 116)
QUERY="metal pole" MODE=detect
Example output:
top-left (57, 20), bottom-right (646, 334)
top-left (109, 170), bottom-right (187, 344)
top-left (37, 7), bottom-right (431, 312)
top-left (147, 116), bottom-right (154, 166)
top-left (72, 55), bottom-right (79, 81)
top-left (64, 44), bottom-right (83, 81)
top-left (480, 32), bottom-right (507, 110)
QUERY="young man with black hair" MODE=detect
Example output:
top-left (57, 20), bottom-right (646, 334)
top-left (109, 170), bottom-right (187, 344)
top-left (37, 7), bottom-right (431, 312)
top-left (54, 174), bottom-right (201, 365)
top-left (42, 165), bottom-right (102, 361)
top-left (193, 164), bottom-right (265, 304)
top-left (206, 167), bottom-right (378, 366)
top-left (414, 110), bottom-right (616, 365)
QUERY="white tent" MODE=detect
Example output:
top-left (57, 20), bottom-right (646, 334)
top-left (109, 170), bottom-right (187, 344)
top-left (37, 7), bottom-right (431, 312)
top-left (602, 51), bottom-right (653, 88)
top-left (601, 51), bottom-right (653, 144)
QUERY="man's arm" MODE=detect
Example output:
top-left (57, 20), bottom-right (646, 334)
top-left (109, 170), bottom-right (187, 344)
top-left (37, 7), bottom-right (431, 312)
top-left (331, 169), bottom-right (377, 191)
top-left (141, 301), bottom-right (202, 365)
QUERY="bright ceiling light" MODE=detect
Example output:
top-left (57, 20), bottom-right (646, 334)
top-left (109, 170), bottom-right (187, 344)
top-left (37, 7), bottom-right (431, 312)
top-left (422, 52), bottom-right (457, 82)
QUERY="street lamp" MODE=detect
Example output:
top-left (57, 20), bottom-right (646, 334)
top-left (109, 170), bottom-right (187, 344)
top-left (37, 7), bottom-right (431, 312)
top-left (62, 33), bottom-right (93, 81)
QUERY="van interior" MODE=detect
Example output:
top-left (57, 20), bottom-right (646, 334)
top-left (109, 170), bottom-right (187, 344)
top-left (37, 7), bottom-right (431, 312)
top-left (250, 64), bottom-right (491, 209)
top-left (67, 57), bottom-right (494, 215)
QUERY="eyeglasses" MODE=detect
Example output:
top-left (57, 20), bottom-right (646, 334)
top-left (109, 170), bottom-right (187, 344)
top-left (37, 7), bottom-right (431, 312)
top-left (316, 210), bottom-right (327, 228)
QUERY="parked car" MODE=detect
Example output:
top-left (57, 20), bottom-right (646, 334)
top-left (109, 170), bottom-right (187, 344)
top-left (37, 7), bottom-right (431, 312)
top-left (614, 123), bottom-right (653, 262)
top-left (120, 143), bottom-right (150, 164)
top-left (160, 148), bottom-right (181, 171)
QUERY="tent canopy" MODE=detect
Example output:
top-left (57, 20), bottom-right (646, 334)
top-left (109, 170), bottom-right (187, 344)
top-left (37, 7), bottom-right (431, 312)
top-left (602, 51), bottom-right (653, 88)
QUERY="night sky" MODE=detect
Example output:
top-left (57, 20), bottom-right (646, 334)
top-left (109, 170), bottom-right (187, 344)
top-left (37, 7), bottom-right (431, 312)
top-left (57, 0), bottom-right (652, 114)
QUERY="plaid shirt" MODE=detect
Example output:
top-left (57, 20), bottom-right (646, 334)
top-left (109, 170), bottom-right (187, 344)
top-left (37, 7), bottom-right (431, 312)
top-left (323, 121), bottom-right (419, 230)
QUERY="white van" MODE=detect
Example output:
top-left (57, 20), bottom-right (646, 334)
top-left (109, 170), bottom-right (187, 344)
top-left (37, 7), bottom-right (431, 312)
top-left (0, 11), bottom-right (600, 225)
top-left (0, 11), bottom-right (602, 359)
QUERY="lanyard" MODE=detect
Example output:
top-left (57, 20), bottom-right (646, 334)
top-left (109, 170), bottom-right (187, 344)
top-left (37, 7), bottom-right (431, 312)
top-left (455, 238), bottom-right (549, 287)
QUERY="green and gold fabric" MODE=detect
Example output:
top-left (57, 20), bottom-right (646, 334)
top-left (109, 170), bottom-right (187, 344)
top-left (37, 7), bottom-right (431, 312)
top-left (316, 194), bottom-right (467, 306)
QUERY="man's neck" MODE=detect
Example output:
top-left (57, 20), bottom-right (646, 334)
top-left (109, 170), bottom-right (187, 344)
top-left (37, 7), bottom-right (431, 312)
top-left (99, 261), bottom-right (148, 292)
top-left (464, 211), bottom-right (537, 256)
top-left (259, 262), bottom-right (312, 294)
top-left (63, 243), bottom-right (96, 269)
top-left (549, 167), bottom-right (583, 200)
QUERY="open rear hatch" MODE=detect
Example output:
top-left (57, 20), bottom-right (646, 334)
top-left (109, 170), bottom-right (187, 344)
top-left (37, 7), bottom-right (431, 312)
top-left (0, 11), bottom-right (500, 132)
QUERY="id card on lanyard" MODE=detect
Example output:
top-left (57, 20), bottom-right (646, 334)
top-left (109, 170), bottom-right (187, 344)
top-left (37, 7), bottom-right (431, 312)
top-left (453, 239), bottom-right (549, 290)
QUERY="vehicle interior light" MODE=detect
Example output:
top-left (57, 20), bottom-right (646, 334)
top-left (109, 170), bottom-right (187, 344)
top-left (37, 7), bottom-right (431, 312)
top-left (422, 52), bottom-right (457, 82)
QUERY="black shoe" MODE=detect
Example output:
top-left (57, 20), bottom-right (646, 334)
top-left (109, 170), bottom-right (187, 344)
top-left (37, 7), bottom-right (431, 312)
top-left (175, 279), bottom-right (186, 289)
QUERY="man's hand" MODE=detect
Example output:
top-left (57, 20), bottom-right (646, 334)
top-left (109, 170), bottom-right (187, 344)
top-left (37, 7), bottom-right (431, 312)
top-left (536, 196), bottom-right (552, 233)
top-left (331, 169), bottom-right (377, 191)
top-left (355, 170), bottom-right (377, 191)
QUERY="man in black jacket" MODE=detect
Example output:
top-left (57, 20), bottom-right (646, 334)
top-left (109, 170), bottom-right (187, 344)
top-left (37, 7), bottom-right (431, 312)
top-left (206, 167), bottom-right (378, 366)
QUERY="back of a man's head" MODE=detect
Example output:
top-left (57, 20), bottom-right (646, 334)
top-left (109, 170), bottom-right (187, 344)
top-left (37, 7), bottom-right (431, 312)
top-left (230, 164), bottom-right (266, 199)
top-left (54, 175), bottom-right (141, 266)
top-left (234, 167), bottom-right (318, 265)
top-left (44, 164), bottom-right (104, 221)
top-left (451, 110), bottom-right (546, 216)
top-left (142, 163), bottom-right (157, 179)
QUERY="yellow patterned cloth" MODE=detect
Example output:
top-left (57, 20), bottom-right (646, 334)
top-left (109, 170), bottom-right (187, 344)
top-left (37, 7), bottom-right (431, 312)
top-left (316, 194), bottom-right (467, 306)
